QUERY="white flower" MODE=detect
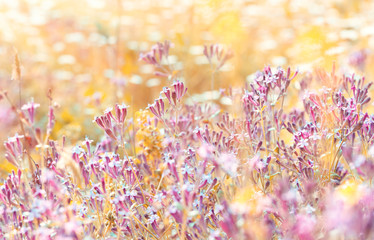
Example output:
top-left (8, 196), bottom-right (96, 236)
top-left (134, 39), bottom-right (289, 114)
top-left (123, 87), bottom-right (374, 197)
top-left (147, 214), bottom-right (159, 224)
top-left (127, 190), bottom-right (138, 200)
top-left (297, 138), bottom-right (309, 148)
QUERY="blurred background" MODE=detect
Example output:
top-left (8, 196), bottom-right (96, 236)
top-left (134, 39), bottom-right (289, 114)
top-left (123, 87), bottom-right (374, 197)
top-left (1, 0), bottom-right (374, 174)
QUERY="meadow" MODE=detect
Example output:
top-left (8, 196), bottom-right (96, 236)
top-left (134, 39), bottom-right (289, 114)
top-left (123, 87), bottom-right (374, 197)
top-left (1, 0), bottom-right (374, 239)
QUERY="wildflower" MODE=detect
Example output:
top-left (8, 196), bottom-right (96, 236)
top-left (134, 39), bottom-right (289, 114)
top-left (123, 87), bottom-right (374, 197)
top-left (172, 80), bottom-right (187, 102)
top-left (72, 145), bottom-right (84, 162)
top-left (161, 80), bottom-right (187, 107)
top-left (114, 103), bottom-right (128, 124)
top-left (4, 133), bottom-right (24, 167)
top-left (169, 204), bottom-right (183, 223)
top-left (154, 191), bottom-right (166, 203)
top-left (203, 44), bottom-right (233, 71)
top-left (147, 97), bottom-right (165, 119)
top-left (139, 40), bottom-right (174, 77)
top-left (147, 213), bottom-right (159, 224)
top-left (93, 114), bottom-right (117, 140)
top-left (181, 164), bottom-right (193, 175)
top-left (21, 99), bottom-right (40, 124)
top-left (127, 189), bottom-right (138, 201)
top-left (82, 136), bottom-right (94, 156)
top-left (296, 138), bottom-right (309, 149)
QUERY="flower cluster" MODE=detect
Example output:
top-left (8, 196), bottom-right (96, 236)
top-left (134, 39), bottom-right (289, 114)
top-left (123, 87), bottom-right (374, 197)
top-left (139, 40), bottom-right (175, 78)
top-left (2, 43), bottom-right (374, 240)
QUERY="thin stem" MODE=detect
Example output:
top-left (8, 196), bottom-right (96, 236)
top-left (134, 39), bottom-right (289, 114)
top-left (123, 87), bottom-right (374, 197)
top-left (120, 125), bottom-right (146, 201)
top-left (132, 214), bottom-right (158, 239)
top-left (259, 103), bottom-right (268, 156)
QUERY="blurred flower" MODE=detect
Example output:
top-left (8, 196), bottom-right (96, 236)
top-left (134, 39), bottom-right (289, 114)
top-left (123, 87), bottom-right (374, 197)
top-left (21, 99), bottom-right (40, 124)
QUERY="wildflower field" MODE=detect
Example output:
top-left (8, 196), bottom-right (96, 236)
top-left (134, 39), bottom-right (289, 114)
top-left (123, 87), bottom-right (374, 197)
top-left (2, 0), bottom-right (374, 239)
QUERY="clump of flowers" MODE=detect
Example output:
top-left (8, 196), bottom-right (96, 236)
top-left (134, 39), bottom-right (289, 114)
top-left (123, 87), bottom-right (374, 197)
top-left (1, 41), bottom-right (374, 240)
